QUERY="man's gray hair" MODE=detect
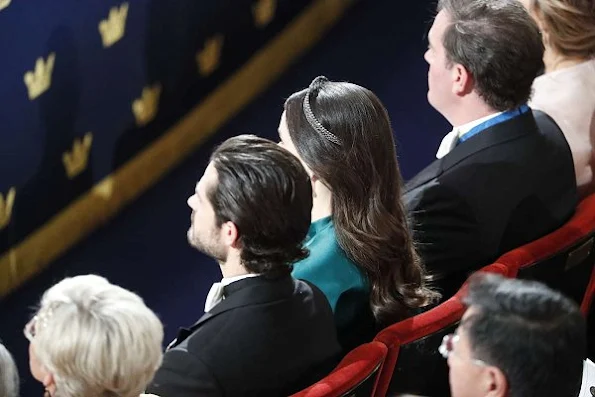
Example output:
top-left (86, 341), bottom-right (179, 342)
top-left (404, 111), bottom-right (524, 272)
top-left (0, 342), bottom-right (19, 397)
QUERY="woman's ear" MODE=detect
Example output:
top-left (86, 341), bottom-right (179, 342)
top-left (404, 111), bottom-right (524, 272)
top-left (42, 372), bottom-right (56, 395)
top-left (43, 372), bottom-right (54, 387)
top-left (541, 28), bottom-right (550, 46)
top-left (531, 8), bottom-right (549, 42)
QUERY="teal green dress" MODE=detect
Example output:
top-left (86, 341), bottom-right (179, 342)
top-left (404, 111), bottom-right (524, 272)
top-left (292, 216), bottom-right (373, 349)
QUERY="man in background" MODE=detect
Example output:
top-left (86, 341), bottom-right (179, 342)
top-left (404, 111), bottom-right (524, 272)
top-left (442, 274), bottom-right (587, 397)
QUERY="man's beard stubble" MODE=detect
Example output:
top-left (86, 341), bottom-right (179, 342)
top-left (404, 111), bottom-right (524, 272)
top-left (188, 225), bottom-right (227, 263)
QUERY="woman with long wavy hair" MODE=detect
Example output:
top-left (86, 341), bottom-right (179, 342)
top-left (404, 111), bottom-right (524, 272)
top-left (279, 76), bottom-right (439, 349)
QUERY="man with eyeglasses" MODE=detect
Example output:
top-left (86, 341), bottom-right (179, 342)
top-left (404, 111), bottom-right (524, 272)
top-left (439, 273), bottom-right (592, 397)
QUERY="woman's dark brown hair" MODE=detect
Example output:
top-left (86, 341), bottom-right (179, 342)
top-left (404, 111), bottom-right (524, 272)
top-left (284, 77), bottom-right (439, 325)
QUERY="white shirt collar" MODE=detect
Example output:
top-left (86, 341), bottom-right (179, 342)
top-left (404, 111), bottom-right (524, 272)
top-left (220, 273), bottom-right (261, 287)
top-left (579, 359), bottom-right (595, 397)
top-left (204, 273), bottom-right (261, 313)
top-left (455, 111), bottom-right (504, 138)
top-left (435, 111), bottom-right (503, 159)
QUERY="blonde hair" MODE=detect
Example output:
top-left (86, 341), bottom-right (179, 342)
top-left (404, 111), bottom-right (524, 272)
top-left (530, 0), bottom-right (595, 59)
top-left (0, 343), bottom-right (19, 397)
top-left (31, 275), bottom-right (164, 397)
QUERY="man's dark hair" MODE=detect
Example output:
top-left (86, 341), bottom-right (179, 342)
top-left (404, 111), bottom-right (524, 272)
top-left (208, 134), bottom-right (312, 277)
top-left (462, 273), bottom-right (586, 397)
top-left (437, 0), bottom-right (544, 111)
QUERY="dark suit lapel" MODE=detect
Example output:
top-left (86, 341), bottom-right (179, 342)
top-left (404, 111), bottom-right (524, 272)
top-left (405, 159), bottom-right (444, 192)
top-left (168, 275), bottom-right (294, 349)
top-left (441, 111), bottom-right (536, 172)
top-left (405, 111), bottom-right (536, 192)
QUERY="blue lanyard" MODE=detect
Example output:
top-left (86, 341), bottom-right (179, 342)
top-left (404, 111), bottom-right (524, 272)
top-left (458, 104), bottom-right (530, 143)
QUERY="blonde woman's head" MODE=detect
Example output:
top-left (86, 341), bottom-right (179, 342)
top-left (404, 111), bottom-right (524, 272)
top-left (521, 0), bottom-right (595, 60)
top-left (25, 275), bottom-right (164, 397)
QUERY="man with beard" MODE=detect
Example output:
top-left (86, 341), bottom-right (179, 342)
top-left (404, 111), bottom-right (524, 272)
top-left (146, 135), bottom-right (341, 397)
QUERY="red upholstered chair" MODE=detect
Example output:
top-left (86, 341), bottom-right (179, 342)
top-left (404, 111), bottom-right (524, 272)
top-left (584, 265), bottom-right (595, 360)
top-left (496, 194), bottom-right (595, 307)
top-left (582, 264), bottom-right (595, 316)
top-left (290, 341), bottom-right (387, 397)
top-left (373, 263), bottom-right (510, 397)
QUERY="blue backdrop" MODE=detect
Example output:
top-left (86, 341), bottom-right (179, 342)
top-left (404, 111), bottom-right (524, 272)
top-left (0, 0), bottom-right (318, 256)
top-left (0, 0), bottom-right (450, 395)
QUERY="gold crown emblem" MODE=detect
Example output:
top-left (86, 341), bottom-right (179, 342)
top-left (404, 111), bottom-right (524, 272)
top-left (24, 53), bottom-right (56, 100)
top-left (133, 84), bottom-right (161, 126)
top-left (252, 0), bottom-right (276, 28)
top-left (63, 133), bottom-right (93, 179)
top-left (99, 3), bottom-right (129, 48)
top-left (196, 35), bottom-right (224, 77)
top-left (0, 187), bottom-right (16, 231)
top-left (0, 0), bottom-right (12, 11)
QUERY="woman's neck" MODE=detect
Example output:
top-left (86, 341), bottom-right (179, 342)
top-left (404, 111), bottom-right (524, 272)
top-left (544, 47), bottom-right (586, 73)
top-left (311, 182), bottom-right (332, 222)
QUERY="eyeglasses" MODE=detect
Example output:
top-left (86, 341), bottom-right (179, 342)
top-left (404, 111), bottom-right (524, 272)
top-left (23, 316), bottom-right (38, 342)
top-left (439, 333), bottom-right (489, 367)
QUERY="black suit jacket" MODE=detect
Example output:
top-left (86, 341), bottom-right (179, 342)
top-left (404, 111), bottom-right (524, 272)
top-left (146, 274), bottom-right (342, 397)
top-left (404, 110), bottom-right (577, 297)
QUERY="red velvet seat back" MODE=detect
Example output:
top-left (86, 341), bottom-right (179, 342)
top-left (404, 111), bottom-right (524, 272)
top-left (497, 194), bottom-right (595, 307)
top-left (582, 264), bottom-right (595, 316)
top-left (290, 341), bottom-right (388, 397)
top-left (584, 266), bottom-right (595, 360)
top-left (373, 263), bottom-right (510, 397)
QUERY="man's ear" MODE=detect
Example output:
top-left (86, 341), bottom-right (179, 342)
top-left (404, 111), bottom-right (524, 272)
top-left (485, 365), bottom-right (508, 397)
top-left (222, 221), bottom-right (239, 248)
top-left (451, 63), bottom-right (473, 96)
